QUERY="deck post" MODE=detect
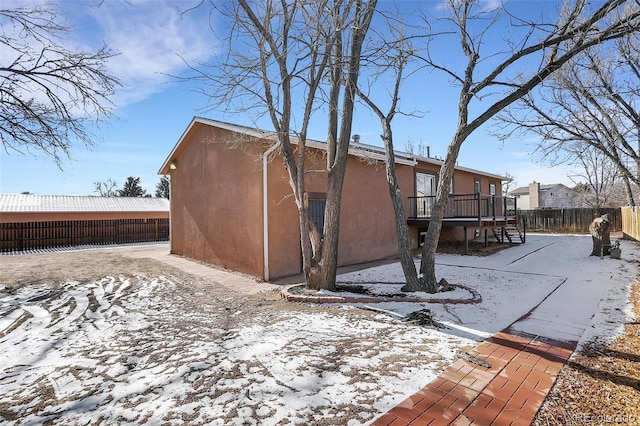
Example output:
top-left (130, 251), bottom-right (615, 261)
top-left (492, 195), bottom-right (496, 221)
top-left (464, 226), bottom-right (469, 255)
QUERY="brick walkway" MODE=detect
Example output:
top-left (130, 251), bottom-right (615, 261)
top-left (368, 235), bottom-right (636, 426)
top-left (372, 330), bottom-right (575, 425)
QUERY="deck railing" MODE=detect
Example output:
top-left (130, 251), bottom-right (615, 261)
top-left (408, 194), bottom-right (517, 221)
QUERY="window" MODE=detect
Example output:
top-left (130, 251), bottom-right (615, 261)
top-left (474, 179), bottom-right (481, 194)
top-left (489, 182), bottom-right (496, 196)
top-left (416, 171), bottom-right (436, 217)
top-left (449, 176), bottom-right (454, 194)
top-left (308, 193), bottom-right (326, 232)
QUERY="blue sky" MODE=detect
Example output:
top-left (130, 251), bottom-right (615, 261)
top-left (0, 0), bottom-right (583, 196)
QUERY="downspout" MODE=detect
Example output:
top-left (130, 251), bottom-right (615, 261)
top-left (262, 143), bottom-right (280, 281)
top-left (168, 173), bottom-right (172, 254)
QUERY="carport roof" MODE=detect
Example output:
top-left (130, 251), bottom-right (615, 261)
top-left (0, 194), bottom-right (169, 213)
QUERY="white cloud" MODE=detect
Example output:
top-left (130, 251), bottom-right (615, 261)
top-left (78, 0), bottom-right (219, 106)
top-left (434, 0), bottom-right (503, 13)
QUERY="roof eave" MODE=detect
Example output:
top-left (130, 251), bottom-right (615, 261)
top-left (159, 117), bottom-right (504, 179)
top-left (413, 155), bottom-right (507, 180)
top-left (158, 116), bottom-right (200, 175)
top-left (158, 117), bottom-right (280, 175)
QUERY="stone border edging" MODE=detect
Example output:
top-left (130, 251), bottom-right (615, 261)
top-left (281, 283), bottom-right (481, 304)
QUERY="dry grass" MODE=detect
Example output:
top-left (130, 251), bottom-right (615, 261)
top-left (534, 282), bottom-right (640, 425)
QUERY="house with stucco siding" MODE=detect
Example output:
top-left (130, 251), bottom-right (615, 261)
top-left (510, 182), bottom-right (576, 209)
top-left (159, 117), bottom-right (516, 280)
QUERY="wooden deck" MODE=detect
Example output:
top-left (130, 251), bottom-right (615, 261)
top-left (407, 195), bottom-right (525, 252)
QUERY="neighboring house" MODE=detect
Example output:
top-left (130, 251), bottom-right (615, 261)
top-left (0, 194), bottom-right (170, 252)
top-left (159, 117), bottom-right (514, 281)
top-left (509, 182), bottom-right (575, 209)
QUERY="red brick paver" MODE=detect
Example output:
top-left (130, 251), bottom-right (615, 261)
top-left (371, 331), bottom-right (576, 426)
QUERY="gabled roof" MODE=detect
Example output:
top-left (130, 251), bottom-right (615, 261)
top-left (510, 183), bottom-right (571, 195)
top-left (0, 194), bottom-right (169, 213)
top-left (510, 186), bottom-right (530, 195)
top-left (539, 183), bottom-right (571, 191)
top-left (159, 116), bottom-right (507, 180)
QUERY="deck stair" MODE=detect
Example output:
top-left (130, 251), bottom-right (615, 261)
top-left (492, 225), bottom-right (524, 244)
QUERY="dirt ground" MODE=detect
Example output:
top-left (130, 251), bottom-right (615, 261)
top-left (0, 247), bottom-right (466, 424)
top-left (533, 282), bottom-right (640, 425)
top-left (1, 243), bottom-right (638, 424)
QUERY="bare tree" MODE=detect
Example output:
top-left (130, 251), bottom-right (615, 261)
top-left (94, 178), bottom-right (118, 197)
top-left (498, 32), bottom-right (640, 206)
top-left (412, 0), bottom-right (640, 292)
top-left (569, 144), bottom-right (628, 208)
top-left (186, 0), bottom-right (376, 290)
top-left (501, 172), bottom-right (516, 196)
top-left (405, 139), bottom-right (431, 158)
top-left (0, 4), bottom-right (119, 164)
top-left (354, 21), bottom-right (423, 292)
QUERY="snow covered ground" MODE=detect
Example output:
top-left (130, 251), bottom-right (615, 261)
top-left (0, 234), bottom-right (637, 425)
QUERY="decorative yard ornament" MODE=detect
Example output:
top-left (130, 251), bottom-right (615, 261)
top-left (610, 240), bottom-right (622, 259)
top-left (589, 214), bottom-right (612, 257)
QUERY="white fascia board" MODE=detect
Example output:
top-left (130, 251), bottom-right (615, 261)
top-left (158, 117), bottom-right (279, 175)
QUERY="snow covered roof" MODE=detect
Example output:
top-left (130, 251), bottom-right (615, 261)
top-left (0, 194), bottom-right (169, 213)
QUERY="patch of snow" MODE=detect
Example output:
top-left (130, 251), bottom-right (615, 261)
top-left (1, 234), bottom-right (638, 424)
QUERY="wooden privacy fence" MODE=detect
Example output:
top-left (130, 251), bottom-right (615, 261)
top-left (0, 218), bottom-right (170, 253)
top-left (518, 208), bottom-right (621, 233)
top-left (622, 206), bottom-right (640, 241)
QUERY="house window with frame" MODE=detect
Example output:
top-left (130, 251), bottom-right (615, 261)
top-left (474, 179), bottom-right (481, 194)
top-left (308, 193), bottom-right (326, 232)
top-left (489, 182), bottom-right (496, 197)
top-left (416, 171), bottom-right (436, 217)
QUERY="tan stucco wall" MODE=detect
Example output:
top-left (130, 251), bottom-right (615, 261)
top-left (338, 157), bottom-right (413, 266)
top-left (168, 123), bottom-right (265, 278)
top-left (264, 151), bottom-right (415, 278)
top-left (165, 122), bottom-right (505, 280)
top-left (265, 153), bottom-right (309, 279)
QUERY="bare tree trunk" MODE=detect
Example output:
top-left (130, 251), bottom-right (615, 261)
top-left (589, 214), bottom-right (612, 256)
top-left (379, 123), bottom-right (420, 292)
top-left (622, 173), bottom-right (636, 206)
top-left (353, 37), bottom-right (421, 292)
top-left (306, 0), bottom-right (376, 291)
top-left (308, 176), bottom-right (342, 290)
top-left (419, 132), bottom-right (463, 293)
top-left (418, 194), bottom-right (445, 293)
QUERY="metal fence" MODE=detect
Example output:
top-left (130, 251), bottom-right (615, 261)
top-left (0, 218), bottom-right (170, 253)
top-left (518, 208), bottom-right (621, 233)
